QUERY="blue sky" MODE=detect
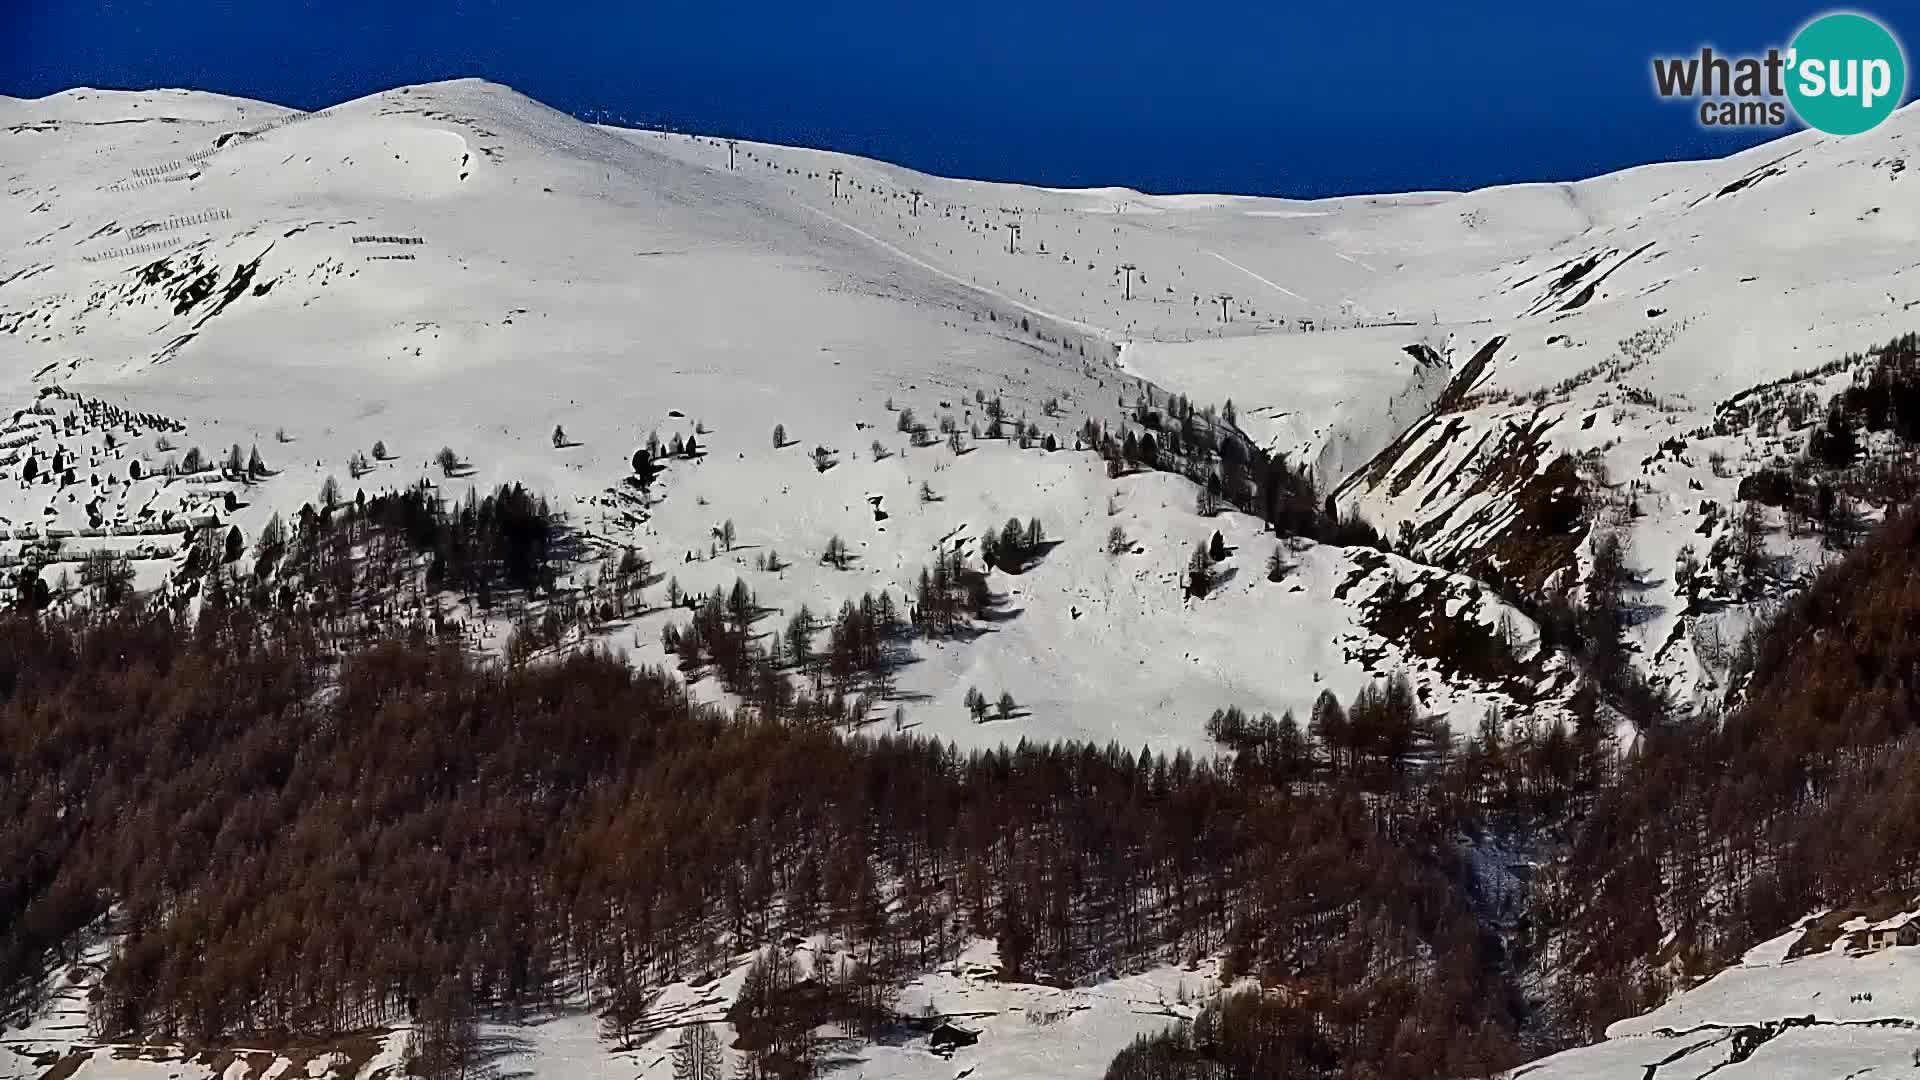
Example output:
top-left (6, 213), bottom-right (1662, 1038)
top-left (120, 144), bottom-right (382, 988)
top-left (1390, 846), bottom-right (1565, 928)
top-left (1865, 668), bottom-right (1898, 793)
top-left (3, 1), bottom-right (1911, 196)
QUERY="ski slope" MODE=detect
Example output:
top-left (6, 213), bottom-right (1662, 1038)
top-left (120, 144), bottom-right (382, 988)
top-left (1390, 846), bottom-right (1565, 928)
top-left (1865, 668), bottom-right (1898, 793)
top-left (621, 105), bottom-right (1920, 707)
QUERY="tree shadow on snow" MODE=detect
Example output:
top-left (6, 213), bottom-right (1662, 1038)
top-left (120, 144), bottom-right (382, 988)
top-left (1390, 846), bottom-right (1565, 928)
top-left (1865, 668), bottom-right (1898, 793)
top-left (471, 1027), bottom-right (536, 1080)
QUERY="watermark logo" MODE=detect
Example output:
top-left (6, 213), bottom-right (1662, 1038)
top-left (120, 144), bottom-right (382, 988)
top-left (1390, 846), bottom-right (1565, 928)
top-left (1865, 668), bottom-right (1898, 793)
top-left (1652, 11), bottom-right (1907, 134)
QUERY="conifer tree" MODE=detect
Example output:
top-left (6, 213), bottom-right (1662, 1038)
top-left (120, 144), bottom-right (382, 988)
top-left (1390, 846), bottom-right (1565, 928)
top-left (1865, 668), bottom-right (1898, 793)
top-left (1186, 542), bottom-right (1213, 598)
top-left (964, 686), bottom-right (989, 721)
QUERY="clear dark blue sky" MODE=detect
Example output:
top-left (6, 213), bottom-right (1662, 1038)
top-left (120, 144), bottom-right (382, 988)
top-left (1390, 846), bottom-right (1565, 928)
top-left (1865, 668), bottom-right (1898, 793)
top-left (3, 1), bottom-right (1910, 197)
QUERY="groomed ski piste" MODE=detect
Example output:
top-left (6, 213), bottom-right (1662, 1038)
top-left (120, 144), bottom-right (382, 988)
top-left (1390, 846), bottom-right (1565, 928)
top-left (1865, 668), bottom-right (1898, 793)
top-left (4, 80), bottom-right (1920, 1077)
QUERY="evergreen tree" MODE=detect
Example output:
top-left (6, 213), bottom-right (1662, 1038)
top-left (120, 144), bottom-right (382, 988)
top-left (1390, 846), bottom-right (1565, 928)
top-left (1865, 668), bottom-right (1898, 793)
top-left (979, 527), bottom-right (1000, 570)
top-left (1000, 517), bottom-right (1025, 562)
top-left (1266, 543), bottom-right (1292, 582)
top-left (822, 535), bottom-right (850, 569)
top-left (1186, 542), bottom-right (1214, 599)
top-left (1309, 689), bottom-right (1349, 775)
top-left (788, 605), bottom-right (814, 671)
top-left (965, 686), bottom-right (989, 721)
top-left (632, 449), bottom-right (660, 489)
top-left (1808, 400), bottom-right (1861, 466)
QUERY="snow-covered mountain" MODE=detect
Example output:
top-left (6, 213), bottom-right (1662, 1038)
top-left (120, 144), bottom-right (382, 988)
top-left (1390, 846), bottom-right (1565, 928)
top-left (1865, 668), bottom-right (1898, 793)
top-left (6, 79), bottom-right (1920, 1080)
top-left (6, 86), bottom-right (1912, 743)
top-left (0, 78), bottom-right (1600, 750)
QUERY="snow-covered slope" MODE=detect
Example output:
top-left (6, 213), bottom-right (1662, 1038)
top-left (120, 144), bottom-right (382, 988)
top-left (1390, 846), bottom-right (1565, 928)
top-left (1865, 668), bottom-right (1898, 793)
top-left (0, 935), bottom-right (1213, 1080)
top-left (627, 106), bottom-right (1920, 707)
top-left (1327, 118), bottom-right (1920, 702)
top-left (5, 87), bottom-right (1916, 735)
top-left (18, 919), bottom-right (1918, 1080)
top-left (0, 79), bottom-right (1579, 749)
top-left (1502, 911), bottom-right (1920, 1079)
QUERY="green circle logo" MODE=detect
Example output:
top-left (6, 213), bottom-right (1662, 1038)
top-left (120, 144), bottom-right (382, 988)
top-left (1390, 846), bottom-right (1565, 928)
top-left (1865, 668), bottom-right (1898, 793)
top-left (1787, 12), bottom-right (1907, 135)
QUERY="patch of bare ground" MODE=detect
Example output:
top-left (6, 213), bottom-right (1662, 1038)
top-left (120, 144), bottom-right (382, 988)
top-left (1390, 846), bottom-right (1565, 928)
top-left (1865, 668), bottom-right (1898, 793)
top-left (1343, 553), bottom-right (1541, 701)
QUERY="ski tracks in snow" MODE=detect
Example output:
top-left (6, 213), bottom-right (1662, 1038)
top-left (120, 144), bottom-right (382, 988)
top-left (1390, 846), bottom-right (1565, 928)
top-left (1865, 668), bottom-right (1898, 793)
top-left (1205, 248), bottom-right (1308, 303)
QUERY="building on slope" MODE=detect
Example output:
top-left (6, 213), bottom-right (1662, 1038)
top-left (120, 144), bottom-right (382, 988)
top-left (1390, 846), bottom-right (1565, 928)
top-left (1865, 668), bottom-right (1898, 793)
top-left (928, 1020), bottom-right (981, 1057)
top-left (1857, 916), bottom-right (1920, 953)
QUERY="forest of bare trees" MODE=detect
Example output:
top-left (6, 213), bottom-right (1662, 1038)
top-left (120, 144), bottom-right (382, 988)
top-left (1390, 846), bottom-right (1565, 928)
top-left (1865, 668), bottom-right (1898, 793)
top-left (1538, 496), bottom-right (1920, 1035)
